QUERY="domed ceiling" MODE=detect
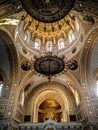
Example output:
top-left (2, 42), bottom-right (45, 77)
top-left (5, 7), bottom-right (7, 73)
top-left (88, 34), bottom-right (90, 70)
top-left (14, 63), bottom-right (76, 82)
top-left (15, 0), bottom-right (84, 78)
top-left (16, 11), bottom-right (83, 60)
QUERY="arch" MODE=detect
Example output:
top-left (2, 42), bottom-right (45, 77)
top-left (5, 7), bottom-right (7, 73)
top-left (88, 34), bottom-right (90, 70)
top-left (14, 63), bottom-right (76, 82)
top-left (33, 90), bottom-right (66, 122)
top-left (17, 70), bottom-right (82, 123)
top-left (80, 24), bottom-right (98, 81)
top-left (80, 24), bottom-right (98, 119)
top-left (18, 70), bottom-right (82, 102)
top-left (24, 82), bottom-right (76, 123)
top-left (0, 27), bottom-right (19, 117)
top-left (0, 26), bottom-right (19, 82)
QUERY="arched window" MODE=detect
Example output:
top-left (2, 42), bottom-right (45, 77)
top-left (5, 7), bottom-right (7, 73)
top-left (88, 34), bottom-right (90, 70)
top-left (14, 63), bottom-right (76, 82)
top-left (58, 38), bottom-right (65, 49)
top-left (24, 34), bottom-right (28, 41)
top-left (46, 41), bottom-right (53, 52)
top-left (0, 74), bottom-right (3, 97)
top-left (34, 41), bottom-right (39, 49)
top-left (0, 81), bottom-right (3, 97)
top-left (68, 30), bottom-right (75, 43)
top-left (34, 38), bottom-right (40, 49)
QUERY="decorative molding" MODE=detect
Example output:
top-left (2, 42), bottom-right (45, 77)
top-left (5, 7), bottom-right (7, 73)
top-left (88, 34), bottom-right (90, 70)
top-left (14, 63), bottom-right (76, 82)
top-left (0, 29), bottom-right (19, 119)
top-left (80, 25), bottom-right (98, 120)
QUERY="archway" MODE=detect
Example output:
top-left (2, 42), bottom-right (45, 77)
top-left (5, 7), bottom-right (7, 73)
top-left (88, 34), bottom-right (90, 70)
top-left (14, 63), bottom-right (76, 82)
top-left (28, 82), bottom-right (77, 123)
top-left (0, 28), bottom-right (18, 98)
top-left (33, 89), bottom-right (67, 122)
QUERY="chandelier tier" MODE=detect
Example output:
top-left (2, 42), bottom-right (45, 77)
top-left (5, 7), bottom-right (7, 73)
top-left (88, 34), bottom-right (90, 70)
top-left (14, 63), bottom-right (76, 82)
top-left (34, 53), bottom-right (78, 82)
top-left (20, 0), bottom-right (75, 23)
top-left (34, 54), bottom-right (65, 81)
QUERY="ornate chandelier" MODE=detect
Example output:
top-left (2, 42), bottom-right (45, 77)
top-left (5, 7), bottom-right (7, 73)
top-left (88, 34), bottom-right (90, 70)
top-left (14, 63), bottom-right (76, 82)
top-left (20, 0), bottom-right (75, 23)
top-left (34, 53), bottom-right (64, 82)
top-left (34, 53), bottom-right (78, 82)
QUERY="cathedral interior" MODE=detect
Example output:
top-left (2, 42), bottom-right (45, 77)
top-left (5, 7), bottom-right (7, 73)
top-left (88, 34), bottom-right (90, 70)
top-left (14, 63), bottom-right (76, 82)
top-left (0, 0), bottom-right (98, 130)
